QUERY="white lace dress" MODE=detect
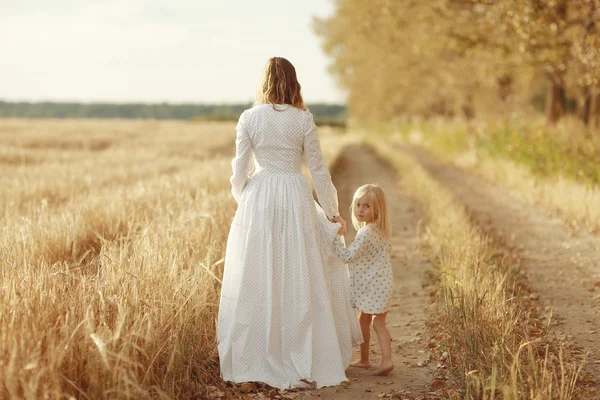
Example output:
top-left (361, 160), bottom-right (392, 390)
top-left (218, 104), bottom-right (362, 390)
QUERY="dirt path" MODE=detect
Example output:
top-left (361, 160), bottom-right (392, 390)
top-left (403, 145), bottom-right (600, 397)
top-left (298, 145), bottom-right (436, 399)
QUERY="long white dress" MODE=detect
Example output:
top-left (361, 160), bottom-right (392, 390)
top-left (218, 104), bottom-right (362, 390)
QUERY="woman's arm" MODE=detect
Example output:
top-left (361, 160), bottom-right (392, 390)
top-left (303, 116), bottom-right (339, 219)
top-left (332, 229), bottom-right (371, 264)
top-left (229, 112), bottom-right (254, 203)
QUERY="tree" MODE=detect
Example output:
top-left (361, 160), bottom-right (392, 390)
top-left (315, 0), bottom-right (600, 126)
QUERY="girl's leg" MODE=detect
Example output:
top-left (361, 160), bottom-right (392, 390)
top-left (350, 312), bottom-right (372, 368)
top-left (372, 313), bottom-right (394, 376)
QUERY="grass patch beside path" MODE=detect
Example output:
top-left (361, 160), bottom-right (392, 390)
top-left (387, 118), bottom-right (600, 233)
top-left (393, 117), bottom-right (600, 187)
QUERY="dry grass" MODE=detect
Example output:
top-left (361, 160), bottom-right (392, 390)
top-left (450, 153), bottom-right (600, 234)
top-left (370, 138), bottom-right (582, 399)
top-left (0, 118), bottom-right (346, 399)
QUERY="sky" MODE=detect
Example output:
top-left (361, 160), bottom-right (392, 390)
top-left (0, 0), bottom-right (345, 104)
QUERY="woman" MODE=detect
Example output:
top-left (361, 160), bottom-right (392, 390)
top-left (218, 57), bottom-right (361, 389)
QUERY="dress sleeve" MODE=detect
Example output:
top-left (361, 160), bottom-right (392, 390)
top-left (303, 115), bottom-right (339, 218)
top-left (229, 111), bottom-right (254, 203)
top-left (332, 229), bottom-right (371, 264)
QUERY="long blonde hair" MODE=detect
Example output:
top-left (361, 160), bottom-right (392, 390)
top-left (350, 184), bottom-right (391, 238)
top-left (254, 57), bottom-right (307, 110)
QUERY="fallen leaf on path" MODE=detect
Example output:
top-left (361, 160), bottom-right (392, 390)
top-left (240, 383), bottom-right (255, 393)
top-left (431, 378), bottom-right (447, 390)
top-left (377, 380), bottom-right (393, 385)
top-left (528, 327), bottom-right (542, 336)
top-left (579, 374), bottom-right (596, 383)
top-left (207, 386), bottom-right (226, 398)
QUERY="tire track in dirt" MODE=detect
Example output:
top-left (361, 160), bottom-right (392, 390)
top-left (402, 145), bottom-right (600, 397)
top-left (299, 145), bottom-right (436, 399)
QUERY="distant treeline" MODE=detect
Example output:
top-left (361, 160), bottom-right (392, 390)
top-left (0, 101), bottom-right (347, 126)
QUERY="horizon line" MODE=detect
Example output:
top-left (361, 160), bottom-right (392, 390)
top-left (0, 98), bottom-right (347, 106)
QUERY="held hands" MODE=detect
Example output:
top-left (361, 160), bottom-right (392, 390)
top-left (332, 215), bottom-right (347, 236)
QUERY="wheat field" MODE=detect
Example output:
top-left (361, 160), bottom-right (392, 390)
top-left (0, 119), bottom-right (244, 399)
top-left (0, 118), bottom-right (349, 399)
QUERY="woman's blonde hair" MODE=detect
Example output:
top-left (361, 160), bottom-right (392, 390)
top-left (350, 184), bottom-right (391, 238)
top-left (254, 57), bottom-right (306, 110)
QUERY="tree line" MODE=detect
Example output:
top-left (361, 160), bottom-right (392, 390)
top-left (0, 101), bottom-right (346, 125)
top-left (314, 0), bottom-right (600, 127)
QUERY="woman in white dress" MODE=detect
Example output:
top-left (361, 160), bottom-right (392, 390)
top-left (218, 57), bottom-right (362, 389)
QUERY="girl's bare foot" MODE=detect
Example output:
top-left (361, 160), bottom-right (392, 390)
top-left (349, 360), bottom-right (371, 369)
top-left (372, 362), bottom-right (394, 376)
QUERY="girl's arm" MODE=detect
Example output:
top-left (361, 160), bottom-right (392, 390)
top-left (333, 229), bottom-right (371, 263)
top-left (229, 111), bottom-right (254, 203)
top-left (303, 114), bottom-right (339, 219)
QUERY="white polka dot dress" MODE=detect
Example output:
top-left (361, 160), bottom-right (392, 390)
top-left (333, 225), bottom-right (393, 314)
top-left (218, 104), bottom-right (362, 390)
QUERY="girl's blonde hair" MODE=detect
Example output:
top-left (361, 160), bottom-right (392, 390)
top-left (350, 184), bottom-right (391, 238)
top-left (254, 57), bottom-right (307, 110)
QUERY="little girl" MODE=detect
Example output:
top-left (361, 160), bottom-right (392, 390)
top-left (332, 183), bottom-right (394, 376)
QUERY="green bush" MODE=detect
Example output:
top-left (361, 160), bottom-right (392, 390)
top-left (411, 118), bottom-right (600, 186)
top-left (478, 126), bottom-right (600, 186)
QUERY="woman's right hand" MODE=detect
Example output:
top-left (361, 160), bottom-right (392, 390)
top-left (332, 215), bottom-right (347, 235)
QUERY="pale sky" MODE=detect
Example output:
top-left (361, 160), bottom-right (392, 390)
top-left (0, 0), bottom-right (345, 104)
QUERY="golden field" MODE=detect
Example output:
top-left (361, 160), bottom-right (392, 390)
top-left (0, 118), bottom-right (348, 399)
top-left (1, 117), bottom-right (593, 399)
top-left (1, 119), bottom-right (241, 399)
